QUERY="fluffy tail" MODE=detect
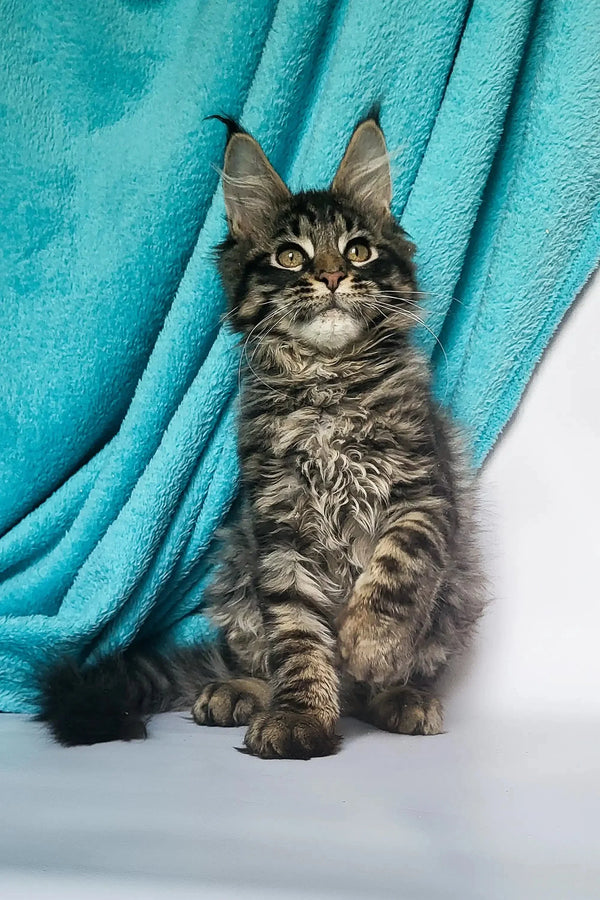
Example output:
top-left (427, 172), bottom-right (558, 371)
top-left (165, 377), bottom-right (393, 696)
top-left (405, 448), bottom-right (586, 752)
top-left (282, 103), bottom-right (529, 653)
top-left (37, 644), bottom-right (228, 746)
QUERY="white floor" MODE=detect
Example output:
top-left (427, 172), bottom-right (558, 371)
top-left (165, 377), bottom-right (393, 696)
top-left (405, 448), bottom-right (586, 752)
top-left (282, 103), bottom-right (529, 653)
top-left (1, 712), bottom-right (598, 900)
top-left (1, 270), bottom-right (599, 900)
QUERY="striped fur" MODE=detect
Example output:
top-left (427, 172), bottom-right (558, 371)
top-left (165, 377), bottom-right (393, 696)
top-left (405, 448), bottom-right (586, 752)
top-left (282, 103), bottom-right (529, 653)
top-left (38, 117), bottom-right (485, 758)
top-left (204, 116), bottom-right (485, 757)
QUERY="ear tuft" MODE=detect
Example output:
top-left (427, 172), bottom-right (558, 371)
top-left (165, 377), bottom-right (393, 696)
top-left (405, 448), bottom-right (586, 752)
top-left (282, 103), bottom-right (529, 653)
top-left (332, 119), bottom-right (392, 213)
top-left (205, 114), bottom-right (245, 139)
top-left (220, 131), bottom-right (289, 240)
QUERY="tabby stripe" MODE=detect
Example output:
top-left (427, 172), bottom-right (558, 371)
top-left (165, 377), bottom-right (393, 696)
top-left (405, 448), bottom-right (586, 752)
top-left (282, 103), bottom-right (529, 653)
top-left (261, 590), bottom-right (333, 626)
top-left (276, 677), bottom-right (333, 709)
top-left (383, 529), bottom-right (444, 570)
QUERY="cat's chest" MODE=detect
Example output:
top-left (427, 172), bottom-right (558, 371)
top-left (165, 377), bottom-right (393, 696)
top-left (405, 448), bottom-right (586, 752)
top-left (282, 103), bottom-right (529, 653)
top-left (271, 406), bottom-right (375, 469)
top-left (270, 405), bottom-right (395, 558)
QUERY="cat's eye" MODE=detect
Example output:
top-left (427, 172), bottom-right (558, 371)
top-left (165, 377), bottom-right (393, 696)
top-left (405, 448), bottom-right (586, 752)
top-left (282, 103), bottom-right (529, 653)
top-left (276, 245), bottom-right (305, 269)
top-left (345, 240), bottom-right (371, 263)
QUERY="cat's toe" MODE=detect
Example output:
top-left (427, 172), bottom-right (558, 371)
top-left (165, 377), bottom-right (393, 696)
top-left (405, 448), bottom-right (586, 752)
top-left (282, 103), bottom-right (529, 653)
top-left (243, 710), bottom-right (341, 760)
top-left (367, 686), bottom-right (443, 735)
top-left (192, 678), bottom-right (269, 727)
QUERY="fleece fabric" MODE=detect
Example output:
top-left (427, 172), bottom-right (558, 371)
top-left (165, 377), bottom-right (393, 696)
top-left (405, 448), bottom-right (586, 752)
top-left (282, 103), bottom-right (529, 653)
top-left (1, 0), bottom-right (599, 711)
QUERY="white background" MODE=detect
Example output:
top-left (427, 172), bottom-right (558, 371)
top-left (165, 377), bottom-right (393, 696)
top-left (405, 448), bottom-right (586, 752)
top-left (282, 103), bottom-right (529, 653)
top-left (452, 265), bottom-right (600, 721)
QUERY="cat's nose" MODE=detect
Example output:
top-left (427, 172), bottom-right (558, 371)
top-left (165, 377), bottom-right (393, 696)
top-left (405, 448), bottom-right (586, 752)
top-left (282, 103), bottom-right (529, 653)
top-left (317, 271), bottom-right (345, 293)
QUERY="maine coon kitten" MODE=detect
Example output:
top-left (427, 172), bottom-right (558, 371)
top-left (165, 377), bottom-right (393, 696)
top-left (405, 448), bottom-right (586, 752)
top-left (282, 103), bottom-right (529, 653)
top-left (40, 116), bottom-right (485, 759)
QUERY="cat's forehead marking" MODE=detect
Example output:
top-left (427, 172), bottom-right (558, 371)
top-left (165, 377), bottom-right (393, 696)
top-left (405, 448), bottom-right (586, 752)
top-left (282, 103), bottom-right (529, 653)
top-left (293, 235), bottom-right (315, 258)
top-left (338, 228), bottom-right (364, 254)
top-left (275, 219), bottom-right (315, 256)
top-left (289, 200), bottom-right (358, 235)
top-left (282, 201), bottom-right (366, 258)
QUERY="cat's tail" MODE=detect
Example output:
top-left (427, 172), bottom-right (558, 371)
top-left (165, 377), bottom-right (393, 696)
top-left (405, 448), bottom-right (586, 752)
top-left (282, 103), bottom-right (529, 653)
top-left (36, 643), bottom-right (229, 746)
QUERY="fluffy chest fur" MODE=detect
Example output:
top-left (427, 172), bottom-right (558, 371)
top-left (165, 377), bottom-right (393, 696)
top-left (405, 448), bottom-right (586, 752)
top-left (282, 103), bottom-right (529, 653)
top-left (245, 357), bottom-right (433, 584)
top-left (273, 405), bottom-right (385, 569)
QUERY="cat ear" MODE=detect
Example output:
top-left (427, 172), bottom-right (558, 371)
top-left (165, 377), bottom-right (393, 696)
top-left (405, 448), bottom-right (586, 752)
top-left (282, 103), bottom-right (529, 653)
top-left (332, 118), bottom-right (392, 213)
top-left (221, 131), bottom-right (290, 239)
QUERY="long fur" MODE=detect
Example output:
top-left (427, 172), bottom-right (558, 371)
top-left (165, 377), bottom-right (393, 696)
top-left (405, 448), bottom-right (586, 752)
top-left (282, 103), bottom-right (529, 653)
top-left (38, 119), bottom-right (485, 758)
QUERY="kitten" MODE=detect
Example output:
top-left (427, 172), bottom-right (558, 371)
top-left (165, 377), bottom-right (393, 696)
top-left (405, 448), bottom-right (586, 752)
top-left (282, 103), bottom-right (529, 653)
top-left (39, 116), bottom-right (485, 759)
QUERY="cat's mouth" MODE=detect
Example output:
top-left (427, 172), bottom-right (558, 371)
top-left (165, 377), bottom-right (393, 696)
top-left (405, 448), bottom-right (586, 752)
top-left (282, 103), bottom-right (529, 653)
top-left (315, 293), bottom-right (355, 315)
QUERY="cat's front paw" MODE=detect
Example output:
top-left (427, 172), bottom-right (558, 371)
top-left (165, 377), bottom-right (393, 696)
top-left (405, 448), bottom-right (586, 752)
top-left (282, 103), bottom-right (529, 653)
top-left (338, 606), bottom-right (412, 685)
top-left (243, 710), bottom-right (341, 760)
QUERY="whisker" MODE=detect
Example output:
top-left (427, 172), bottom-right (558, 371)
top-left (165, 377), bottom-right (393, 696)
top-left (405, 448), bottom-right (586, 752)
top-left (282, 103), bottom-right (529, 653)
top-left (247, 307), bottom-right (296, 368)
top-left (399, 312), bottom-right (450, 405)
top-left (238, 302), bottom-right (298, 399)
top-left (224, 286), bottom-right (451, 405)
top-left (234, 305), bottom-right (289, 395)
top-left (372, 297), bottom-right (424, 314)
top-left (374, 289), bottom-right (465, 308)
top-left (370, 297), bottom-right (419, 305)
top-left (370, 297), bottom-right (425, 316)
top-left (243, 350), bottom-right (289, 399)
top-left (220, 306), bottom-right (240, 323)
top-left (364, 300), bottom-right (450, 403)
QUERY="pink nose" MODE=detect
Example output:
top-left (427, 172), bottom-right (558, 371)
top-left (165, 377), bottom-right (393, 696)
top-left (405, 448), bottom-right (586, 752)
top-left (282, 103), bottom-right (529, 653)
top-left (318, 270), bottom-right (345, 293)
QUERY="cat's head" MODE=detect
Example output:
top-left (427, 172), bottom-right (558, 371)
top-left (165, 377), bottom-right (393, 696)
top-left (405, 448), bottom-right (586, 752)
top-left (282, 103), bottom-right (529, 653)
top-left (216, 115), bottom-right (416, 353)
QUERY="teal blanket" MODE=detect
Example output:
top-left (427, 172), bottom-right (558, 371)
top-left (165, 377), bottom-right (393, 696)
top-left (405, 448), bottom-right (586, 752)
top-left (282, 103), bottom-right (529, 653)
top-left (1, 0), bottom-right (599, 712)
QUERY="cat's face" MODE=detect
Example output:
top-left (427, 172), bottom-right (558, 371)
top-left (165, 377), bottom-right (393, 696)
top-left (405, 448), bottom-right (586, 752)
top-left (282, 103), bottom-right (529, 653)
top-left (217, 118), bottom-right (416, 353)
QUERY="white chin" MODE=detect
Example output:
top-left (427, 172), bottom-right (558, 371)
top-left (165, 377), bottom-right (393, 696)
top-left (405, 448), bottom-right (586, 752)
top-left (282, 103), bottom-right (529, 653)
top-left (293, 309), bottom-right (363, 351)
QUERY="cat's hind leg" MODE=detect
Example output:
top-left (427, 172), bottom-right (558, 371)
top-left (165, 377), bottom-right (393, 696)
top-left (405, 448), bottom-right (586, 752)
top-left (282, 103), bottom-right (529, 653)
top-left (193, 514), bottom-right (271, 729)
top-left (351, 683), bottom-right (444, 736)
top-left (192, 677), bottom-right (270, 727)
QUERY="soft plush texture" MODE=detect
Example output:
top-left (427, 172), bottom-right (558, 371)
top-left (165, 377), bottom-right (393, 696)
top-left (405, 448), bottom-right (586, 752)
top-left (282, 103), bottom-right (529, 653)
top-left (1, 0), bottom-right (598, 712)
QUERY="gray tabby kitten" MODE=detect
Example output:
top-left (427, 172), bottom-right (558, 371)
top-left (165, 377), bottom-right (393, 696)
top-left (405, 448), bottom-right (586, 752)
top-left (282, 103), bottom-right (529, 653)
top-left (40, 116), bottom-right (485, 759)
